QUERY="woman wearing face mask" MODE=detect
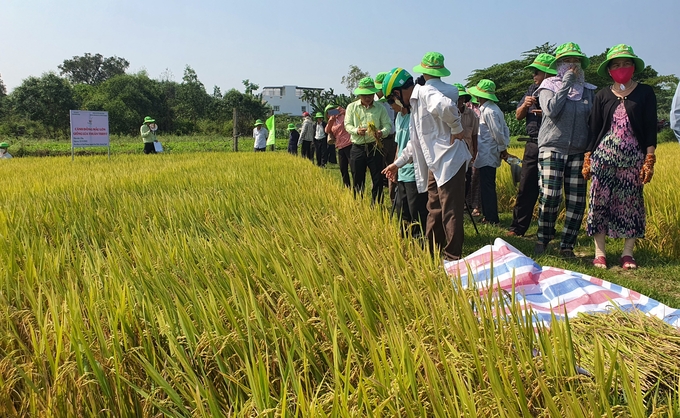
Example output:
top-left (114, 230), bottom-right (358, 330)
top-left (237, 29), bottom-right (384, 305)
top-left (582, 45), bottom-right (657, 270)
top-left (533, 42), bottom-right (596, 258)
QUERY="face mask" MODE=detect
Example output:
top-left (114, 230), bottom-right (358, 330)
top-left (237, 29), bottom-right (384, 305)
top-left (394, 98), bottom-right (404, 109)
top-left (609, 66), bottom-right (635, 85)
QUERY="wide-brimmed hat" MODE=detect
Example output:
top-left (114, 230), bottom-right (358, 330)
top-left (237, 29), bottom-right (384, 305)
top-left (374, 72), bottom-right (388, 90)
top-left (324, 103), bottom-right (337, 114)
top-left (526, 53), bottom-right (558, 75)
top-left (254, 119), bottom-right (265, 126)
top-left (287, 123), bottom-right (297, 131)
top-left (353, 77), bottom-right (379, 95)
top-left (597, 44), bottom-right (645, 78)
top-left (413, 52), bottom-right (451, 77)
top-left (550, 42), bottom-right (590, 69)
top-left (0, 142), bottom-right (8, 149)
top-left (467, 79), bottom-right (499, 102)
top-left (453, 83), bottom-right (471, 97)
top-left (470, 94), bottom-right (479, 105)
top-left (143, 116), bottom-right (155, 124)
top-left (315, 112), bottom-right (324, 119)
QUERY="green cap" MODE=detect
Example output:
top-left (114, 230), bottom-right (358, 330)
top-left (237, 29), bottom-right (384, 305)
top-left (467, 79), bottom-right (499, 102)
top-left (382, 67), bottom-right (413, 98)
top-left (412, 52), bottom-right (451, 77)
top-left (324, 103), bottom-right (337, 114)
top-left (353, 77), bottom-right (379, 95)
top-left (551, 42), bottom-right (590, 69)
top-left (526, 53), bottom-right (558, 75)
top-left (470, 94), bottom-right (479, 105)
top-left (0, 142), bottom-right (8, 149)
top-left (143, 116), bottom-right (155, 123)
top-left (453, 83), bottom-right (470, 97)
top-left (254, 119), bottom-right (265, 126)
top-left (315, 112), bottom-right (324, 119)
top-left (374, 72), bottom-right (388, 89)
top-left (597, 44), bottom-right (645, 78)
top-left (287, 123), bottom-right (297, 130)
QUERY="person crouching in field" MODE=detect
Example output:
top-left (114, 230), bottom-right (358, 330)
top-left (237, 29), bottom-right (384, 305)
top-left (140, 116), bottom-right (158, 154)
top-left (468, 79), bottom-right (510, 226)
top-left (381, 67), bottom-right (470, 261)
top-left (287, 123), bottom-right (299, 155)
top-left (253, 119), bottom-right (268, 152)
top-left (583, 44), bottom-right (657, 270)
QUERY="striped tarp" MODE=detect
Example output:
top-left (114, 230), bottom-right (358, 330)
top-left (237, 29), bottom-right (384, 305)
top-left (444, 238), bottom-right (680, 328)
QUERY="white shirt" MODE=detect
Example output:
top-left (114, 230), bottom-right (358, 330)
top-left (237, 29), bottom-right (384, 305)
top-left (315, 122), bottom-right (326, 140)
top-left (425, 78), bottom-right (459, 103)
top-left (474, 101), bottom-right (509, 168)
top-left (671, 83), bottom-right (680, 143)
top-left (0, 151), bottom-right (12, 159)
top-left (253, 127), bottom-right (268, 149)
top-left (382, 102), bottom-right (396, 135)
top-left (393, 84), bottom-right (470, 193)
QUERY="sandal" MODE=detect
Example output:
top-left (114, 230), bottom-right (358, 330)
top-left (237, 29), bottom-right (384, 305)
top-left (471, 208), bottom-right (481, 217)
top-left (592, 256), bottom-right (607, 269)
top-left (620, 255), bottom-right (637, 270)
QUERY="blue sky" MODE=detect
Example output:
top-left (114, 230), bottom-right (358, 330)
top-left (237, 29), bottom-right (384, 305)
top-left (1, 0), bottom-right (678, 95)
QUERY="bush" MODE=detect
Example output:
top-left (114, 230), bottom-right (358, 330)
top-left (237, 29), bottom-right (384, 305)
top-left (658, 128), bottom-right (678, 144)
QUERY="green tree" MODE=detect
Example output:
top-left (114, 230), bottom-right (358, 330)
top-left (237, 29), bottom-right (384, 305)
top-left (12, 73), bottom-right (76, 137)
top-left (174, 66), bottom-right (211, 124)
top-left (58, 53), bottom-right (130, 85)
top-left (0, 74), bottom-right (7, 120)
top-left (78, 72), bottom-right (171, 135)
top-left (242, 79), bottom-right (259, 96)
top-left (301, 88), bottom-right (352, 115)
top-left (341, 65), bottom-right (370, 95)
top-left (223, 88), bottom-right (269, 136)
top-left (0, 74), bottom-right (6, 97)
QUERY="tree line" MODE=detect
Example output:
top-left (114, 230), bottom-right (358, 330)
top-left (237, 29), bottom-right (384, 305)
top-left (0, 45), bottom-right (676, 140)
top-left (0, 53), bottom-right (269, 139)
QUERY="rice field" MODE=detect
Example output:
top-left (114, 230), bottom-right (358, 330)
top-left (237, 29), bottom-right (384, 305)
top-left (0, 149), bottom-right (679, 417)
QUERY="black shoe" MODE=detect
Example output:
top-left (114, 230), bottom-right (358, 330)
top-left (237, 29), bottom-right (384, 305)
top-left (559, 248), bottom-right (576, 259)
top-left (534, 242), bottom-right (547, 256)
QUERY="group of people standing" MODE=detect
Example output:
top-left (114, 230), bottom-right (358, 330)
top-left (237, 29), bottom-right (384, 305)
top-left (381, 43), bottom-right (658, 269)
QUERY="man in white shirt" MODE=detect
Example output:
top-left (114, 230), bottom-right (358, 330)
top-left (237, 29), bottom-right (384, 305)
top-left (468, 79), bottom-right (510, 225)
top-left (0, 142), bottom-right (12, 159)
top-left (252, 119), bottom-right (268, 152)
top-left (382, 67), bottom-right (470, 260)
top-left (671, 83), bottom-right (680, 143)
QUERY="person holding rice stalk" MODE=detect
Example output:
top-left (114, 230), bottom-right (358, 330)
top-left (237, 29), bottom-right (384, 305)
top-left (381, 67), bottom-right (470, 261)
top-left (534, 42), bottom-right (596, 257)
top-left (583, 44), bottom-right (657, 270)
top-left (344, 77), bottom-right (392, 204)
top-left (252, 119), bottom-right (268, 152)
top-left (140, 116), bottom-right (158, 154)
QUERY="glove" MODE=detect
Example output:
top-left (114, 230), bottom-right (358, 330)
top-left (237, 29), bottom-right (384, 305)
top-left (640, 154), bottom-right (656, 184)
top-left (582, 152), bottom-right (592, 181)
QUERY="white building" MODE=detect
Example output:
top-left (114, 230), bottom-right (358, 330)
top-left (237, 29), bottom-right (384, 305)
top-left (261, 85), bottom-right (324, 116)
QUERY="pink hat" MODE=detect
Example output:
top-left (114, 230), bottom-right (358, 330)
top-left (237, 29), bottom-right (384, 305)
top-left (302, 111), bottom-right (310, 117)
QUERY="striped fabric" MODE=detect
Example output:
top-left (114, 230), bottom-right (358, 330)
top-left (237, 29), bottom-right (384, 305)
top-left (444, 239), bottom-right (680, 328)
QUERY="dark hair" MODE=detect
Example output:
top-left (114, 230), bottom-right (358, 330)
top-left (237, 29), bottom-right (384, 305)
top-left (415, 75), bottom-right (426, 86)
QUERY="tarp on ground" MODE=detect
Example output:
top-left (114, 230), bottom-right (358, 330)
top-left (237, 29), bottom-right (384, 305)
top-left (444, 238), bottom-right (680, 328)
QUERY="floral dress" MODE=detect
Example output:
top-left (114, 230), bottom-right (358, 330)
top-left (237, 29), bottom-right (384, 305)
top-left (587, 101), bottom-right (645, 238)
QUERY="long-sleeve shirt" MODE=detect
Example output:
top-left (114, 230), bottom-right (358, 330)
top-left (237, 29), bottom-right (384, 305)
top-left (315, 122), bottom-right (326, 140)
top-left (671, 83), bottom-right (680, 143)
top-left (140, 124), bottom-right (157, 143)
top-left (394, 112), bottom-right (415, 182)
top-left (382, 102), bottom-right (396, 135)
top-left (474, 101), bottom-right (509, 169)
top-left (393, 84), bottom-right (470, 193)
top-left (253, 127), bottom-right (268, 149)
top-left (537, 72), bottom-right (595, 155)
top-left (460, 106), bottom-right (479, 157)
top-left (299, 117), bottom-right (314, 144)
top-left (426, 78), bottom-right (459, 103)
top-left (344, 100), bottom-right (391, 145)
top-left (325, 110), bottom-right (352, 150)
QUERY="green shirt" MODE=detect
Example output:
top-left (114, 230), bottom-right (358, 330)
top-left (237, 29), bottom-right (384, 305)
top-left (344, 100), bottom-right (392, 145)
top-left (140, 124), bottom-right (157, 143)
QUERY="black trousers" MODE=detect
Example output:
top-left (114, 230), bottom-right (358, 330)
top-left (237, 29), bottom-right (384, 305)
top-left (396, 181), bottom-right (428, 237)
top-left (143, 142), bottom-right (156, 154)
top-left (479, 166), bottom-right (499, 224)
top-left (338, 146), bottom-right (352, 188)
top-left (509, 141), bottom-right (540, 235)
top-left (350, 143), bottom-right (384, 204)
top-left (301, 141), bottom-right (314, 161)
top-left (326, 144), bottom-right (337, 164)
top-left (314, 138), bottom-right (327, 166)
